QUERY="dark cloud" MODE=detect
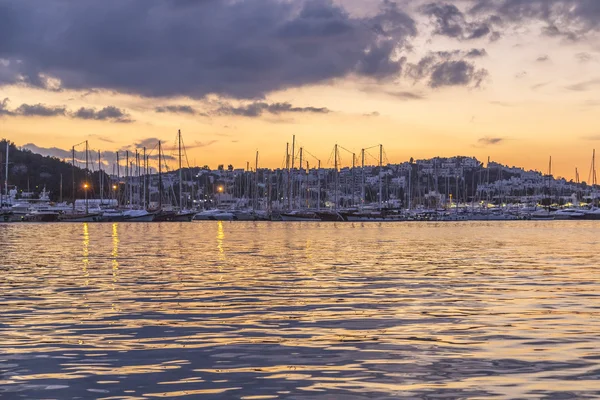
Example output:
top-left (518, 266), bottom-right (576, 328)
top-left (155, 105), bottom-right (201, 115)
top-left (420, 3), bottom-right (496, 41)
top-left (536, 55), bottom-right (550, 62)
top-left (134, 138), bottom-right (161, 149)
top-left (72, 106), bottom-right (133, 123)
top-left (465, 48), bottom-right (488, 58)
top-left (0, 0), bottom-right (416, 99)
top-left (15, 103), bottom-right (66, 117)
top-left (0, 98), bottom-right (13, 116)
top-left (478, 137), bottom-right (505, 145)
top-left (470, 0), bottom-right (600, 41)
top-left (215, 102), bottom-right (330, 117)
top-left (406, 51), bottom-right (488, 88)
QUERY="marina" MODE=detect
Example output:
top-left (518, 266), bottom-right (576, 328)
top-left (2, 138), bottom-right (600, 223)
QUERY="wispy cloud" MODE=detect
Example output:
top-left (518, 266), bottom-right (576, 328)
top-left (478, 137), bottom-right (505, 146)
top-left (566, 79), bottom-right (600, 92)
top-left (581, 134), bottom-right (600, 141)
top-left (215, 102), bottom-right (330, 118)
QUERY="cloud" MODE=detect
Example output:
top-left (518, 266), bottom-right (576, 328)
top-left (566, 79), bottom-right (600, 91)
top-left (420, 3), bottom-right (497, 41)
top-left (531, 81), bottom-right (551, 90)
top-left (536, 55), bottom-right (550, 62)
top-left (72, 106), bottom-right (133, 123)
top-left (575, 52), bottom-right (595, 63)
top-left (581, 134), bottom-right (600, 141)
top-left (363, 111), bottom-right (380, 117)
top-left (465, 48), bottom-right (488, 58)
top-left (478, 137), bottom-right (505, 145)
top-left (384, 91), bottom-right (425, 100)
top-left (215, 102), bottom-right (330, 117)
top-left (15, 103), bottom-right (66, 117)
top-left (0, 98), bottom-right (13, 116)
top-left (470, 0), bottom-right (600, 41)
top-left (155, 105), bottom-right (203, 115)
top-left (406, 51), bottom-right (489, 88)
top-left (0, 0), bottom-right (417, 99)
top-left (489, 101), bottom-right (512, 107)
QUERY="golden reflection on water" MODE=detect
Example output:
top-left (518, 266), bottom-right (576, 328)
top-left (0, 221), bottom-right (599, 399)
top-left (111, 223), bottom-right (119, 285)
top-left (82, 222), bottom-right (89, 286)
top-left (216, 220), bottom-right (225, 259)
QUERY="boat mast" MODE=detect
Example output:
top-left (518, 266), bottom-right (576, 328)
top-left (286, 142), bottom-right (290, 210)
top-left (178, 130), bottom-right (183, 210)
top-left (291, 135), bottom-right (295, 209)
top-left (379, 144), bottom-right (383, 209)
top-left (158, 140), bottom-right (163, 210)
top-left (72, 146), bottom-right (76, 212)
top-left (334, 144), bottom-right (338, 211)
top-left (4, 142), bottom-right (8, 206)
top-left (299, 148), bottom-right (303, 209)
top-left (254, 150), bottom-right (259, 211)
top-left (85, 141), bottom-right (89, 214)
top-left (352, 153), bottom-right (356, 208)
top-left (125, 150), bottom-right (129, 207)
top-left (98, 150), bottom-right (103, 204)
top-left (361, 149), bottom-right (365, 211)
top-left (116, 152), bottom-right (120, 207)
top-left (143, 147), bottom-right (147, 209)
top-left (317, 160), bottom-right (321, 211)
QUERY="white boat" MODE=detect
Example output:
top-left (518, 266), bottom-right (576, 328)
top-left (123, 210), bottom-right (155, 222)
top-left (554, 209), bottom-right (586, 220)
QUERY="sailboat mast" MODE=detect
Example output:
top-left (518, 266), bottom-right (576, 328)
top-left (116, 152), bottom-right (120, 207)
top-left (334, 144), bottom-right (338, 211)
top-left (254, 150), bottom-right (259, 211)
top-left (286, 142), bottom-right (290, 210)
top-left (85, 141), bottom-right (89, 214)
top-left (4, 142), bottom-right (8, 205)
top-left (317, 160), bottom-right (321, 211)
top-left (379, 144), bottom-right (383, 209)
top-left (143, 147), bottom-right (147, 209)
top-left (291, 135), bottom-right (295, 208)
top-left (158, 140), bottom-right (163, 210)
top-left (361, 149), bottom-right (365, 211)
top-left (352, 153), bottom-right (356, 208)
top-left (98, 150), bottom-right (103, 203)
top-left (72, 146), bottom-right (76, 212)
top-left (299, 148), bottom-right (303, 209)
top-left (178, 130), bottom-right (183, 210)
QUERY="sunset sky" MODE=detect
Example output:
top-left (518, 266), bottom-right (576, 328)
top-left (1, 0), bottom-right (599, 179)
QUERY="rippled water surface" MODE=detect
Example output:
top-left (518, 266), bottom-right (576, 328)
top-left (1, 221), bottom-right (600, 399)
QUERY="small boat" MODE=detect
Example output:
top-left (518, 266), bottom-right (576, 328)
top-left (530, 210), bottom-right (555, 221)
top-left (123, 210), bottom-right (156, 222)
top-left (280, 210), bottom-right (320, 221)
top-left (59, 213), bottom-right (103, 222)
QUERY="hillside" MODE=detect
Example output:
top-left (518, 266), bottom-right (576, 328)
top-left (1, 139), bottom-right (93, 202)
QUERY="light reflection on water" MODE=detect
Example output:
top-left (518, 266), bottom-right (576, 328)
top-left (0, 221), bottom-right (599, 399)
